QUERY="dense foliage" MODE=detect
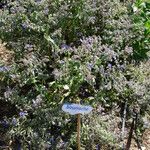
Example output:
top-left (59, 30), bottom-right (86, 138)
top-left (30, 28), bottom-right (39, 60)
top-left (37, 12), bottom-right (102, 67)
top-left (0, 0), bottom-right (150, 149)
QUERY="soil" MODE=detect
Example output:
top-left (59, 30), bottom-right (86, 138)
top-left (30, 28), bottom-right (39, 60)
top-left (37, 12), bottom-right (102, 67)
top-left (142, 129), bottom-right (150, 150)
top-left (0, 41), bottom-right (14, 65)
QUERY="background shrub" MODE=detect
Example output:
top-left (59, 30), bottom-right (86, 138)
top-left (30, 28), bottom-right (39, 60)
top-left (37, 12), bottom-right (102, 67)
top-left (0, 0), bottom-right (149, 149)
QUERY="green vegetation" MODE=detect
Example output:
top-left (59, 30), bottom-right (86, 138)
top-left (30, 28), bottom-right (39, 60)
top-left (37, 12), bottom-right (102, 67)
top-left (0, 0), bottom-right (150, 149)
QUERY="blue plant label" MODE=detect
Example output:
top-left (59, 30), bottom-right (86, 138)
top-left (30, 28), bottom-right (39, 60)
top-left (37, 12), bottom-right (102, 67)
top-left (62, 103), bottom-right (93, 115)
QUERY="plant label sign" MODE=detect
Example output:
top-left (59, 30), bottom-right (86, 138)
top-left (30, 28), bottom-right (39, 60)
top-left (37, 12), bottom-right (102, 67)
top-left (62, 103), bottom-right (93, 115)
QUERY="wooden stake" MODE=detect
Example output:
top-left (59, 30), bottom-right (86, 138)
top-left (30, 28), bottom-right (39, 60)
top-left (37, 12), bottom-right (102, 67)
top-left (77, 113), bottom-right (81, 150)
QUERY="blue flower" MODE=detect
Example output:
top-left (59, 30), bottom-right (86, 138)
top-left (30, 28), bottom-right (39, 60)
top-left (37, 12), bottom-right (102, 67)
top-left (21, 23), bottom-right (28, 29)
top-left (59, 60), bottom-right (65, 65)
top-left (118, 64), bottom-right (125, 70)
top-left (60, 44), bottom-right (70, 49)
top-left (24, 44), bottom-right (33, 49)
top-left (96, 144), bottom-right (100, 150)
top-left (43, 8), bottom-right (49, 15)
top-left (108, 63), bottom-right (112, 68)
top-left (87, 63), bottom-right (93, 70)
top-left (35, 0), bottom-right (42, 3)
top-left (0, 66), bottom-right (10, 72)
top-left (0, 120), bottom-right (9, 128)
top-left (12, 117), bottom-right (17, 126)
top-left (19, 111), bottom-right (27, 117)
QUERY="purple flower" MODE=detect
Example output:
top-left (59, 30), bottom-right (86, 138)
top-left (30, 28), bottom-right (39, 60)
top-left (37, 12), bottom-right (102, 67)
top-left (12, 117), bottom-right (17, 125)
top-left (49, 137), bottom-right (54, 143)
top-left (0, 120), bottom-right (9, 128)
top-left (24, 44), bottom-right (33, 49)
top-left (43, 8), bottom-right (49, 15)
top-left (21, 23), bottom-right (28, 29)
top-left (0, 66), bottom-right (10, 72)
top-left (108, 63), bottom-right (112, 68)
top-left (19, 111), bottom-right (27, 117)
top-left (35, 0), bottom-right (42, 3)
top-left (87, 63), bottom-right (93, 70)
top-left (59, 60), bottom-right (65, 65)
top-left (96, 144), bottom-right (100, 150)
top-left (60, 44), bottom-right (70, 49)
top-left (118, 64), bottom-right (125, 70)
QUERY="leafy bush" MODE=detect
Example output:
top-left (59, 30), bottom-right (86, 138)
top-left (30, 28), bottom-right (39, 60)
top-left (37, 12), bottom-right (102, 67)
top-left (0, 0), bottom-right (150, 149)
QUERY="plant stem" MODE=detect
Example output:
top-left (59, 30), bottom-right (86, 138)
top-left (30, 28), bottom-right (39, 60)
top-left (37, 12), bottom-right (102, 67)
top-left (121, 101), bottom-right (127, 150)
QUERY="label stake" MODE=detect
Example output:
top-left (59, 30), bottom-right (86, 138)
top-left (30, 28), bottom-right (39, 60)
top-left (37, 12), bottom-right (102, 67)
top-left (62, 102), bottom-right (93, 150)
top-left (77, 113), bottom-right (81, 150)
